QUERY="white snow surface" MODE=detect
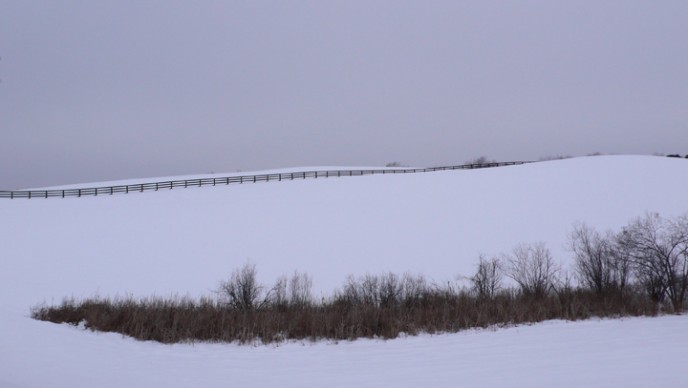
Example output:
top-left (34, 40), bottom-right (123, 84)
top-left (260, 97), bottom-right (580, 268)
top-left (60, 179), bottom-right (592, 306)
top-left (1, 155), bottom-right (688, 387)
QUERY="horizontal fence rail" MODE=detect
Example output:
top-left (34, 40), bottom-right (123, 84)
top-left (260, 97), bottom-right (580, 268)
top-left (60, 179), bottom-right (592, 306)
top-left (0, 161), bottom-right (531, 199)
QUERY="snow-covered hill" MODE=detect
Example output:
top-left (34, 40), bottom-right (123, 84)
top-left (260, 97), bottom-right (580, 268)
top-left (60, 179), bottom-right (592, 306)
top-left (1, 155), bottom-right (687, 387)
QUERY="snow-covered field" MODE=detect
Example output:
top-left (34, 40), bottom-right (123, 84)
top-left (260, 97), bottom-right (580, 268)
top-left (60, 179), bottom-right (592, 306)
top-left (1, 155), bottom-right (687, 387)
top-left (2, 314), bottom-right (686, 388)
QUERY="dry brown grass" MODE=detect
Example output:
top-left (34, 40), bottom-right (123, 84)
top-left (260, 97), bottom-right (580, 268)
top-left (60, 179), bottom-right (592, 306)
top-left (32, 274), bottom-right (659, 344)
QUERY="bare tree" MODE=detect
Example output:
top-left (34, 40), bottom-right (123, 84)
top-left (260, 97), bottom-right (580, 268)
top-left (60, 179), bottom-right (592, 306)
top-left (505, 243), bottom-right (559, 298)
top-left (218, 261), bottom-right (264, 310)
top-left (568, 223), bottom-right (629, 295)
top-left (608, 230), bottom-right (632, 291)
top-left (470, 255), bottom-right (502, 299)
top-left (465, 156), bottom-right (496, 166)
top-left (617, 213), bottom-right (688, 311)
top-left (288, 271), bottom-right (313, 307)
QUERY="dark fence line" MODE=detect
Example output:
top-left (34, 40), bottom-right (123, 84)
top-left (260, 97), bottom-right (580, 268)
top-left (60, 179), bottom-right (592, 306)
top-left (0, 161), bottom-right (531, 199)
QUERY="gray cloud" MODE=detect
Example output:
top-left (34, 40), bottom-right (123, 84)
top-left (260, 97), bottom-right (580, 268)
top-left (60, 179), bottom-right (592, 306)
top-left (1, 1), bottom-right (687, 189)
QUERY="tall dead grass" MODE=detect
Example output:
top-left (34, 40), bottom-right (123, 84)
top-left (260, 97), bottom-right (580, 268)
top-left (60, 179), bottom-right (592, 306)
top-left (32, 273), bottom-right (658, 344)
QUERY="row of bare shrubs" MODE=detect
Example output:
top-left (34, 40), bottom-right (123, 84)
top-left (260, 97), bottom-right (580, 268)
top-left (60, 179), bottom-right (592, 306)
top-left (32, 212), bottom-right (687, 344)
top-left (32, 277), bottom-right (656, 344)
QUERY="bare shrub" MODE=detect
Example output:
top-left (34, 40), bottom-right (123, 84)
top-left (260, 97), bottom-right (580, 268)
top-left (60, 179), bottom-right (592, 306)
top-left (358, 274), bottom-right (379, 305)
top-left (617, 213), bottom-right (688, 311)
top-left (397, 273), bottom-right (428, 309)
top-left (400, 273), bottom-right (428, 299)
top-left (337, 273), bottom-right (389, 307)
top-left (338, 275), bottom-right (360, 305)
top-left (465, 156), bottom-right (496, 166)
top-left (568, 223), bottom-right (629, 296)
top-left (538, 155), bottom-right (572, 161)
top-left (470, 255), bottom-right (502, 299)
top-left (269, 275), bottom-right (288, 307)
top-left (336, 272), bottom-right (426, 308)
top-left (265, 271), bottom-right (313, 308)
top-left (218, 261), bottom-right (264, 310)
top-left (505, 243), bottom-right (560, 298)
top-left (288, 271), bottom-right (313, 307)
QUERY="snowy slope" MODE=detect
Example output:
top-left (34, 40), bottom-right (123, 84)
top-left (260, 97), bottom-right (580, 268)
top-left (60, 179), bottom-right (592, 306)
top-left (1, 155), bottom-right (687, 387)
top-left (2, 155), bottom-right (686, 309)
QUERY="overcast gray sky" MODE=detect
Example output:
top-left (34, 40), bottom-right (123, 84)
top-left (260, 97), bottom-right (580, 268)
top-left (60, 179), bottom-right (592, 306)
top-left (1, 1), bottom-right (687, 189)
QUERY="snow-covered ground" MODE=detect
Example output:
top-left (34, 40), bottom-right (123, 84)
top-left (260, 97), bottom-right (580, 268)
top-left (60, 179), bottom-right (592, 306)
top-left (2, 314), bottom-right (686, 388)
top-left (1, 155), bottom-right (687, 387)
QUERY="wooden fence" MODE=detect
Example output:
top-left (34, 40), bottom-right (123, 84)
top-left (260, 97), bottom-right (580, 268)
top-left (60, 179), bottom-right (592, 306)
top-left (0, 161), bottom-right (531, 199)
